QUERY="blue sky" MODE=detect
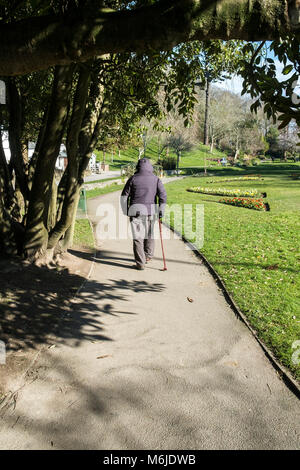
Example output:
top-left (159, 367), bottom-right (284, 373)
top-left (216, 42), bottom-right (299, 96)
top-left (217, 60), bottom-right (297, 95)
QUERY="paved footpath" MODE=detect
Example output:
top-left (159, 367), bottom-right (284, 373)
top-left (0, 190), bottom-right (299, 449)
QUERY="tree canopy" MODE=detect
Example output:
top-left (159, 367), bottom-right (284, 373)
top-left (0, 0), bottom-right (299, 76)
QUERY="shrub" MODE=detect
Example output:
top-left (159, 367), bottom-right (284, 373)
top-left (242, 157), bottom-right (252, 166)
top-left (157, 156), bottom-right (177, 170)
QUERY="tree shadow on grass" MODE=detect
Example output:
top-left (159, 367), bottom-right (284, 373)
top-left (210, 259), bottom-right (300, 275)
top-left (185, 164), bottom-right (299, 179)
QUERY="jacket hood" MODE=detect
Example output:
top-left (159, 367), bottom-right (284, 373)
top-left (136, 158), bottom-right (153, 173)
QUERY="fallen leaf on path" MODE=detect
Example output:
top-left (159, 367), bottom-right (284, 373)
top-left (224, 361), bottom-right (238, 367)
top-left (96, 355), bottom-right (111, 359)
top-left (187, 297), bottom-right (194, 303)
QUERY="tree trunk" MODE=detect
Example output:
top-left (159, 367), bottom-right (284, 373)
top-left (203, 77), bottom-right (210, 146)
top-left (48, 175), bottom-right (58, 232)
top-left (0, 126), bottom-right (14, 203)
top-left (6, 77), bottom-right (29, 199)
top-left (60, 190), bottom-right (80, 251)
top-left (23, 65), bottom-right (74, 260)
top-left (21, 138), bottom-right (29, 165)
top-left (57, 70), bottom-right (111, 252)
top-left (48, 66), bottom-right (91, 250)
top-left (28, 101), bottom-right (50, 190)
top-left (56, 168), bottom-right (69, 223)
top-left (176, 151), bottom-right (179, 176)
top-left (47, 182), bottom-right (81, 250)
top-left (0, 170), bottom-right (18, 255)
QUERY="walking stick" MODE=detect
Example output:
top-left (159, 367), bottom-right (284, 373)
top-left (158, 215), bottom-right (167, 271)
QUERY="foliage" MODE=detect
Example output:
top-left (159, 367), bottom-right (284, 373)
top-left (157, 156), bottom-right (177, 170)
top-left (165, 40), bottom-right (246, 125)
top-left (166, 134), bottom-right (194, 157)
top-left (240, 37), bottom-right (300, 134)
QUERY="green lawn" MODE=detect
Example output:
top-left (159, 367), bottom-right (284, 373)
top-left (85, 181), bottom-right (124, 199)
top-left (85, 176), bottom-right (123, 184)
top-left (95, 141), bottom-right (226, 171)
top-left (74, 219), bottom-right (95, 250)
top-left (165, 163), bottom-right (300, 381)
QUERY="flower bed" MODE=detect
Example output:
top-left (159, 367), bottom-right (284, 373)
top-left (218, 197), bottom-right (270, 211)
top-left (186, 187), bottom-right (264, 197)
top-left (206, 176), bottom-right (263, 183)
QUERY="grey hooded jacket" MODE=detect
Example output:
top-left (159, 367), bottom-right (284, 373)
top-left (120, 158), bottom-right (167, 216)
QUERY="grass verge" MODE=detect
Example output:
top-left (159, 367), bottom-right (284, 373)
top-left (74, 219), bottom-right (95, 250)
top-left (85, 182), bottom-right (124, 200)
top-left (84, 176), bottom-right (122, 185)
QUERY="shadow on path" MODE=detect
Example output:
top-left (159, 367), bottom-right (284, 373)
top-left (70, 248), bottom-right (201, 268)
top-left (0, 253), bottom-right (165, 352)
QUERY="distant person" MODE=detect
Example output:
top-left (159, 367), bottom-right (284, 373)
top-left (121, 158), bottom-right (167, 270)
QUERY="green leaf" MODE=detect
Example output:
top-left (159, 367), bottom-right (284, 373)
top-left (282, 64), bottom-right (293, 75)
top-left (278, 117), bottom-right (291, 129)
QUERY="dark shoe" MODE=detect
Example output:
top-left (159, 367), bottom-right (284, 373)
top-left (136, 264), bottom-right (145, 270)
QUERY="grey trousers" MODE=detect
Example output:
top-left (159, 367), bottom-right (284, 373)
top-left (130, 215), bottom-right (155, 267)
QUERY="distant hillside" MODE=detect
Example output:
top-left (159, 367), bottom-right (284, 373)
top-left (94, 140), bottom-right (228, 171)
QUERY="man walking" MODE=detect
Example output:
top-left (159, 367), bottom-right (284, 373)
top-left (121, 158), bottom-right (167, 270)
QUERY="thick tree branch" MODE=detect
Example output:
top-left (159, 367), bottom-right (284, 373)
top-left (24, 65), bottom-right (75, 258)
top-left (6, 78), bottom-right (29, 199)
top-left (0, 0), bottom-right (298, 76)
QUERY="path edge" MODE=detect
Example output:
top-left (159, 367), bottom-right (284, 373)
top-left (164, 222), bottom-right (300, 400)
